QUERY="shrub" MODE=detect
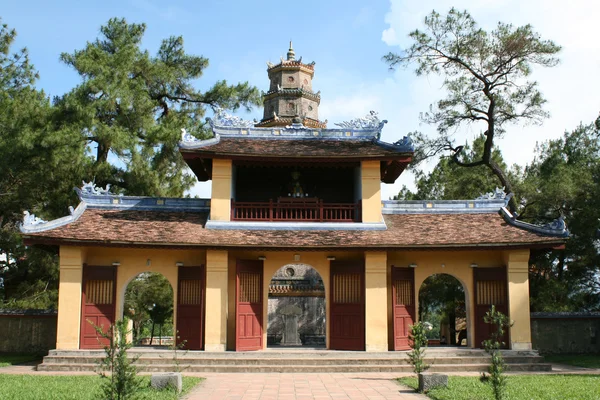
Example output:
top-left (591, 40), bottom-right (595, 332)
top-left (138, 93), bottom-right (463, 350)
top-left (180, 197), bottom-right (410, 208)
top-left (480, 305), bottom-right (512, 400)
top-left (407, 321), bottom-right (431, 376)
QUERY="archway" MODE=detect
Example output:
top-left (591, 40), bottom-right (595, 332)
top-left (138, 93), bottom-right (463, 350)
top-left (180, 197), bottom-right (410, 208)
top-left (123, 272), bottom-right (174, 347)
top-left (267, 263), bottom-right (326, 348)
top-left (419, 274), bottom-right (467, 346)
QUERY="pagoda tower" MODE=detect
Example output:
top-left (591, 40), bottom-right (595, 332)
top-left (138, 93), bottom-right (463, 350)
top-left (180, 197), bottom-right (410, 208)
top-left (256, 42), bottom-right (327, 128)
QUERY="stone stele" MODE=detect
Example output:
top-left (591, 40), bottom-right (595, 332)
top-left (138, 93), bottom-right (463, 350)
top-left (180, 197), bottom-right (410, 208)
top-left (418, 372), bottom-right (448, 392)
top-left (279, 304), bottom-right (303, 346)
top-left (151, 372), bottom-right (182, 393)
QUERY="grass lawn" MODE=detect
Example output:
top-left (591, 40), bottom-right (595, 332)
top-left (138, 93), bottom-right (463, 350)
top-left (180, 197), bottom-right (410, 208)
top-left (0, 375), bottom-right (202, 400)
top-left (544, 354), bottom-right (600, 369)
top-left (0, 353), bottom-right (42, 367)
top-left (399, 375), bottom-right (600, 400)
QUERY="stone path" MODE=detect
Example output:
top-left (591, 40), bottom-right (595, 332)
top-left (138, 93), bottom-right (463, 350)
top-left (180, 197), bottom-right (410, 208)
top-left (184, 372), bottom-right (427, 400)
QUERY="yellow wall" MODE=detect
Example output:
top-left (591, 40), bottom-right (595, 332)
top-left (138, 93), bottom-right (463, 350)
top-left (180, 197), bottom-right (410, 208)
top-left (205, 250), bottom-right (228, 351)
top-left (504, 249), bottom-right (532, 350)
top-left (210, 159), bottom-right (232, 221)
top-left (365, 252), bottom-right (388, 351)
top-left (361, 160), bottom-right (382, 223)
top-left (56, 246), bottom-right (533, 352)
top-left (56, 246), bottom-right (205, 349)
top-left (56, 246), bottom-right (85, 349)
top-left (389, 250), bottom-right (506, 348)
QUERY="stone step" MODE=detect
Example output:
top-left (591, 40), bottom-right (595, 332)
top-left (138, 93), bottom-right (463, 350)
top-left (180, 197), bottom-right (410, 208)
top-left (45, 349), bottom-right (543, 358)
top-left (37, 362), bottom-right (552, 373)
top-left (41, 355), bottom-right (545, 366)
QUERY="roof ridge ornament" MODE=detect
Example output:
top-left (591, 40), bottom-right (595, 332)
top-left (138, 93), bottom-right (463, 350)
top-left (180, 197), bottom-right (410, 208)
top-left (22, 211), bottom-right (47, 227)
top-left (211, 107), bottom-right (254, 128)
top-left (181, 128), bottom-right (201, 143)
top-left (543, 216), bottom-right (566, 232)
top-left (334, 111), bottom-right (388, 130)
top-left (81, 181), bottom-right (112, 196)
top-left (477, 187), bottom-right (509, 201)
top-left (393, 136), bottom-right (414, 150)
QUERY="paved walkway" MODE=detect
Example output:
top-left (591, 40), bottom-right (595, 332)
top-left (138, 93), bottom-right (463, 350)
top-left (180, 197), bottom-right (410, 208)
top-left (184, 372), bottom-right (427, 400)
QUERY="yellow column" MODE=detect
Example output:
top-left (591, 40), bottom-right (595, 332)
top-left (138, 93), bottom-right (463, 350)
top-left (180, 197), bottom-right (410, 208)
top-left (361, 160), bottom-right (382, 223)
top-left (504, 249), bottom-right (532, 350)
top-left (56, 246), bottom-right (85, 349)
top-left (205, 250), bottom-right (228, 351)
top-left (210, 159), bottom-right (232, 221)
top-left (365, 252), bottom-right (388, 352)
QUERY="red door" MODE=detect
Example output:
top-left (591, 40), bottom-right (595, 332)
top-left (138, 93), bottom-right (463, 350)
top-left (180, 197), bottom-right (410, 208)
top-left (330, 261), bottom-right (365, 351)
top-left (392, 267), bottom-right (415, 350)
top-left (80, 265), bottom-right (117, 349)
top-left (236, 260), bottom-right (263, 351)
top-left (474, 267), bottom-right (509, 348)
top-left (176, 266), bottom-right (204, 350)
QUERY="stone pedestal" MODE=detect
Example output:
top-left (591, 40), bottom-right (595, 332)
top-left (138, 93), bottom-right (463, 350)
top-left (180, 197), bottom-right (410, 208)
top-left (279, 304), bottom-right (302, 346)
top-left (418, 373), bottom-right (448, 392)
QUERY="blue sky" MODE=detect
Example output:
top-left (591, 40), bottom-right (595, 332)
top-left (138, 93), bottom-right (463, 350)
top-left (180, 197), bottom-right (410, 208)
top-left (4, 0), bottom-right (599, 198)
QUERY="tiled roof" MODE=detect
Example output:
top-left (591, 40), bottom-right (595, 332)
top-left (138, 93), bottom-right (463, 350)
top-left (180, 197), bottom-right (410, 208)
top-left (180, 138), bottom-right (412, 159)
top-left (22, 208), bottom-right (565, 249)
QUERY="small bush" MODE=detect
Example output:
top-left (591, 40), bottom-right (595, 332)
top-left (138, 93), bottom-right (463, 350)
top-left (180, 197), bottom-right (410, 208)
top-left (92, 319), bottom-right (140, 400)
top-left (407, 321), bottom-right (431, 376)
top-left (480, 305), bottom-right (512, 400)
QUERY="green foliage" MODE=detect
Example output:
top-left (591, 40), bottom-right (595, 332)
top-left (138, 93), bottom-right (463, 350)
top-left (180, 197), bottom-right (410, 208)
top-left (57, 18), bottom-right (261, 197)
top-left (519, 116), bottom-right (600, 311)
top-left (94, 319), bottom-right (140, 400)
top-left (398, 375), bottom-right (600, 400)
top-left (124, 273), bottom-right (173, 344)
top-left (407, 321), bottom-right (430, 376)
top-left (480, 306), bottom-right (512, 400)
top-left (0, 375), bottom-right (202, 400)
top-left (0, 19), bottom-right (85, 309)
top-left (384, 8), bottom-right (561, 202)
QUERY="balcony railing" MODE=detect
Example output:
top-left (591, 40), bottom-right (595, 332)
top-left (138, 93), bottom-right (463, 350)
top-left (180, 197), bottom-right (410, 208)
top-left (231, 198), bottom-right (361, 222)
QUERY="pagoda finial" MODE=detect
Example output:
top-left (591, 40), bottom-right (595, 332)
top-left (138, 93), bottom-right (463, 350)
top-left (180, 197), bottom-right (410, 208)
top-left (287, 41), bottom-right (295, 61)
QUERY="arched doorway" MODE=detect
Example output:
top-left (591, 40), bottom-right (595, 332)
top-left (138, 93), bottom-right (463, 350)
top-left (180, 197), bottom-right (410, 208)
top-left (123, 272), bottom-right (174, 347)
top-left (267, 263), bottom-right (326, 348)
top-left (419, 274), bottom-right (467, 347)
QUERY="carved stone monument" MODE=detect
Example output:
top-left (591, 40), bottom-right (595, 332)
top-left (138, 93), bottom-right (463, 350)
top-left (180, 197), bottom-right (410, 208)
top-left (278, 304), bottom-right (302, 346)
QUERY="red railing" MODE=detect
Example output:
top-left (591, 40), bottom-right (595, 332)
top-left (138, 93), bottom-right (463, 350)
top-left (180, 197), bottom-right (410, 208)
top-left (231, 198), bottom-right (361, 222)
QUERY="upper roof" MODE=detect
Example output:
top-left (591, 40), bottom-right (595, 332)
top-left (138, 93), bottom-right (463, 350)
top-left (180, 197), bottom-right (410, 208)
top-left (20, 184), bottom-right (568, 251)
top-left (180, 110), bottom-right (414, 182)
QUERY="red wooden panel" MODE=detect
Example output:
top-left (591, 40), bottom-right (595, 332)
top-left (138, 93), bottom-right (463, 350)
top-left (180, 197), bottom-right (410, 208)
top-left (176, 266), bottom-right (204, 350)
top-left (330, 261), bottom-right (365, 351)
top-left (392, 267), bottom-right (415, 351)
top-left (80, 265), bottom-right (116, 349)
top-left (236, 260), bottom-right (263, 351)
top-left (474, 267), bottom-right (509, 349)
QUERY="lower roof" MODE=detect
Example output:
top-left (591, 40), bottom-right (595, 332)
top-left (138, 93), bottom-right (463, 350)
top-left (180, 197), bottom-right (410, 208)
top-left (22, 207), bottom-right (565, 251)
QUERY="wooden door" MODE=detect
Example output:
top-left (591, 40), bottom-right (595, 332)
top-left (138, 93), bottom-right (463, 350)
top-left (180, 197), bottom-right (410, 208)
top-left (392, 267), bottom-right (415, 350)
top-left (236, 260), bottom-right (263, 351)
top-left (80, 265), bottom-right (117, 349)
top-left (474, 267), bottom-right (509, 348)
top-left (330, 261), bottom-right (365, 351)
top-left (176, 266), bottom-right (204, 350)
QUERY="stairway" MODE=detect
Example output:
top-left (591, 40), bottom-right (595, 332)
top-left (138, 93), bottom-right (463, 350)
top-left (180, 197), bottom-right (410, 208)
top-left (37, 348), bottom-right (551, 373)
